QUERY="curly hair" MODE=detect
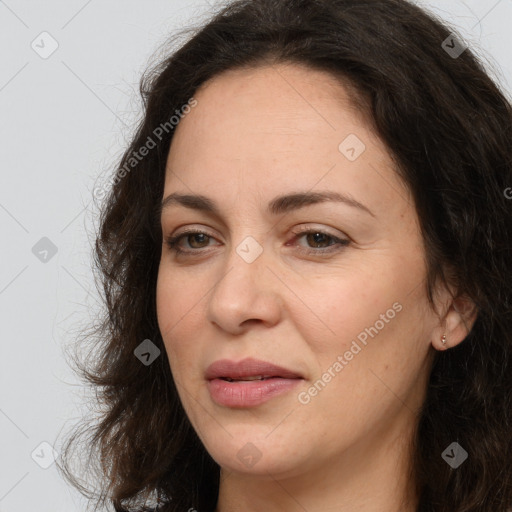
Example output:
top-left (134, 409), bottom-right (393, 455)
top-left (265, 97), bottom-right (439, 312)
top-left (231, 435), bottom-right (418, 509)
top-left (57, 0), bottom-right (512, 511)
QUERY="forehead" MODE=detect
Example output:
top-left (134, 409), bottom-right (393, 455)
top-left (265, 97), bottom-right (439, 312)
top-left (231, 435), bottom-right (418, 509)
top-left (172, 63), bottom-right (367, 148)
top-left (164, 63), bottom-right (410, 218)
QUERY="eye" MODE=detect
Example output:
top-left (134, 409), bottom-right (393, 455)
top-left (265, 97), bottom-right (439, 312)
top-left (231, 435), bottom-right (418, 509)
top-left (288, 228), bottom-right (350, 256)
top-left (164, 230), bottom-right (217, 255)
top-left (164, 227), bottom-right (350, 257)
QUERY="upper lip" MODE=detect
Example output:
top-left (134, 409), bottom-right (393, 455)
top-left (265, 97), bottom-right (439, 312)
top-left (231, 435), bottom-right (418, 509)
top-left (205, 357), bottom-right (303, 380)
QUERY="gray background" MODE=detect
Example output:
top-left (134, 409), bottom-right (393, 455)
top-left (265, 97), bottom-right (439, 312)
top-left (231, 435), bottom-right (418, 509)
top-left (1, 1), bottom-right (511, 510)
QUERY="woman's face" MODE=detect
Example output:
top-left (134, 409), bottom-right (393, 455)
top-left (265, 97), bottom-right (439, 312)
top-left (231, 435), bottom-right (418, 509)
top-left (156, 63), bottom-right (441, 479)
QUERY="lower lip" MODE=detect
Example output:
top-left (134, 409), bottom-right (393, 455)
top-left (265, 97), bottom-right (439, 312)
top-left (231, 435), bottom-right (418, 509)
top-left (207, 377), bottom-right (302, 408)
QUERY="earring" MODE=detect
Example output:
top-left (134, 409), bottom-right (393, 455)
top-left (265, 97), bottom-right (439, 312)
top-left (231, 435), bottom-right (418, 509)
top-left (441, 334), bottom-right (447, 346)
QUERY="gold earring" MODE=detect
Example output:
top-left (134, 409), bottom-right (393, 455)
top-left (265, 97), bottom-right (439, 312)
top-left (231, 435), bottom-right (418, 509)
top-left (441, 334), bottom-right (447, 345)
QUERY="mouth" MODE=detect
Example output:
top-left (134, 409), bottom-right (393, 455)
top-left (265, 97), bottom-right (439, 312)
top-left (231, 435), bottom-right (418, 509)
top-left (205, 357), bottom-right (303, 382)
top-left (207, 376), bottom-right (303, 407)
top-left (205, 357), bottom-right (304, 408)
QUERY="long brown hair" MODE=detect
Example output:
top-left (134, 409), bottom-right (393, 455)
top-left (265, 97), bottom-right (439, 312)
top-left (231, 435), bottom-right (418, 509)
top-left (57, 1), bottom-right (512, 510)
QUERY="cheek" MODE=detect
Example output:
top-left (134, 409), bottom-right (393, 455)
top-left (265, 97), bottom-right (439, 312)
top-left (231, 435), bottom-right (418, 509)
top-left (292, 254), bottom-right (429, 385)
top-left (290, 267), bottom-right (401, 353)
top-left (156, 272), bottom-right (176, 342)
top-left (156, 270), bottom-right (207, 411)
top-left (316, 278), bottom-right (429, 396)
top-left (156, 269), bottom-right (199, 358)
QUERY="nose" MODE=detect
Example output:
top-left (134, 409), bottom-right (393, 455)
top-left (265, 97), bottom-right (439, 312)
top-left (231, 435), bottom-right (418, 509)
top-left (206, 237), bottom-right (284, 334)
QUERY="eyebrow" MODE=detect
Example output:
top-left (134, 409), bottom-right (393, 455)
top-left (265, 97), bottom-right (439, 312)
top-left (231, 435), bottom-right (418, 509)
top-left (159, 190), bottom-right (375, 219)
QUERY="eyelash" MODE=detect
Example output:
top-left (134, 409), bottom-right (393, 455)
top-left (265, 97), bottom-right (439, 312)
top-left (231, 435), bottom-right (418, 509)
top-left (164, 227), bottom-right (350, 257)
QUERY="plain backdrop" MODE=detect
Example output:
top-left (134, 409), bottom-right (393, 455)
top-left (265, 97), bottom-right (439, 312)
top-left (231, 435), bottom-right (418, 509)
top-left (1, 1), bottom-right (511, 510)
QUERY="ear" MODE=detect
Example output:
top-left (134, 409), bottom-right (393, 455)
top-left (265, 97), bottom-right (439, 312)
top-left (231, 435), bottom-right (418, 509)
top-left (431, 294), bottom-right (478, 351)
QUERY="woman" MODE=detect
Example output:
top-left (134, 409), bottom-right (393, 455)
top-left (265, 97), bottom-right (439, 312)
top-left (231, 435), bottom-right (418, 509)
top-left (58, 0), bottom-right (512, 511)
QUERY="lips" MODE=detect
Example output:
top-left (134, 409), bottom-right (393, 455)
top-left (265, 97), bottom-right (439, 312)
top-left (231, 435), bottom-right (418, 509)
top-left (205, 357), bottom-right (304, 408)
top-left (205, 357), bottom-right (303, 381)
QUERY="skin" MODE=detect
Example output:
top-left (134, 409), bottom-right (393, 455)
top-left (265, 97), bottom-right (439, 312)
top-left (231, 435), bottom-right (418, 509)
top-left (156, 63), bottom-right (475, 512)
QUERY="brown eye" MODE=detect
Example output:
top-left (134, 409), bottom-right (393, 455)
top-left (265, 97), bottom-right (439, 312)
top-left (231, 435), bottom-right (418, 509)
top-left (304, 232), bottom-right (334, 248)
top-left (165, 230), bottom-right (217, 255)
top-left (290, 229), bottom-right (350, 256)
top-left (186, 233), bottom-right (210, 248)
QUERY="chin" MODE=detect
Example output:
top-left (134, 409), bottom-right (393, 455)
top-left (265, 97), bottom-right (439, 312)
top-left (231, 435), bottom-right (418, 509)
top-left (203, 433), bottom-right (306, 476)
